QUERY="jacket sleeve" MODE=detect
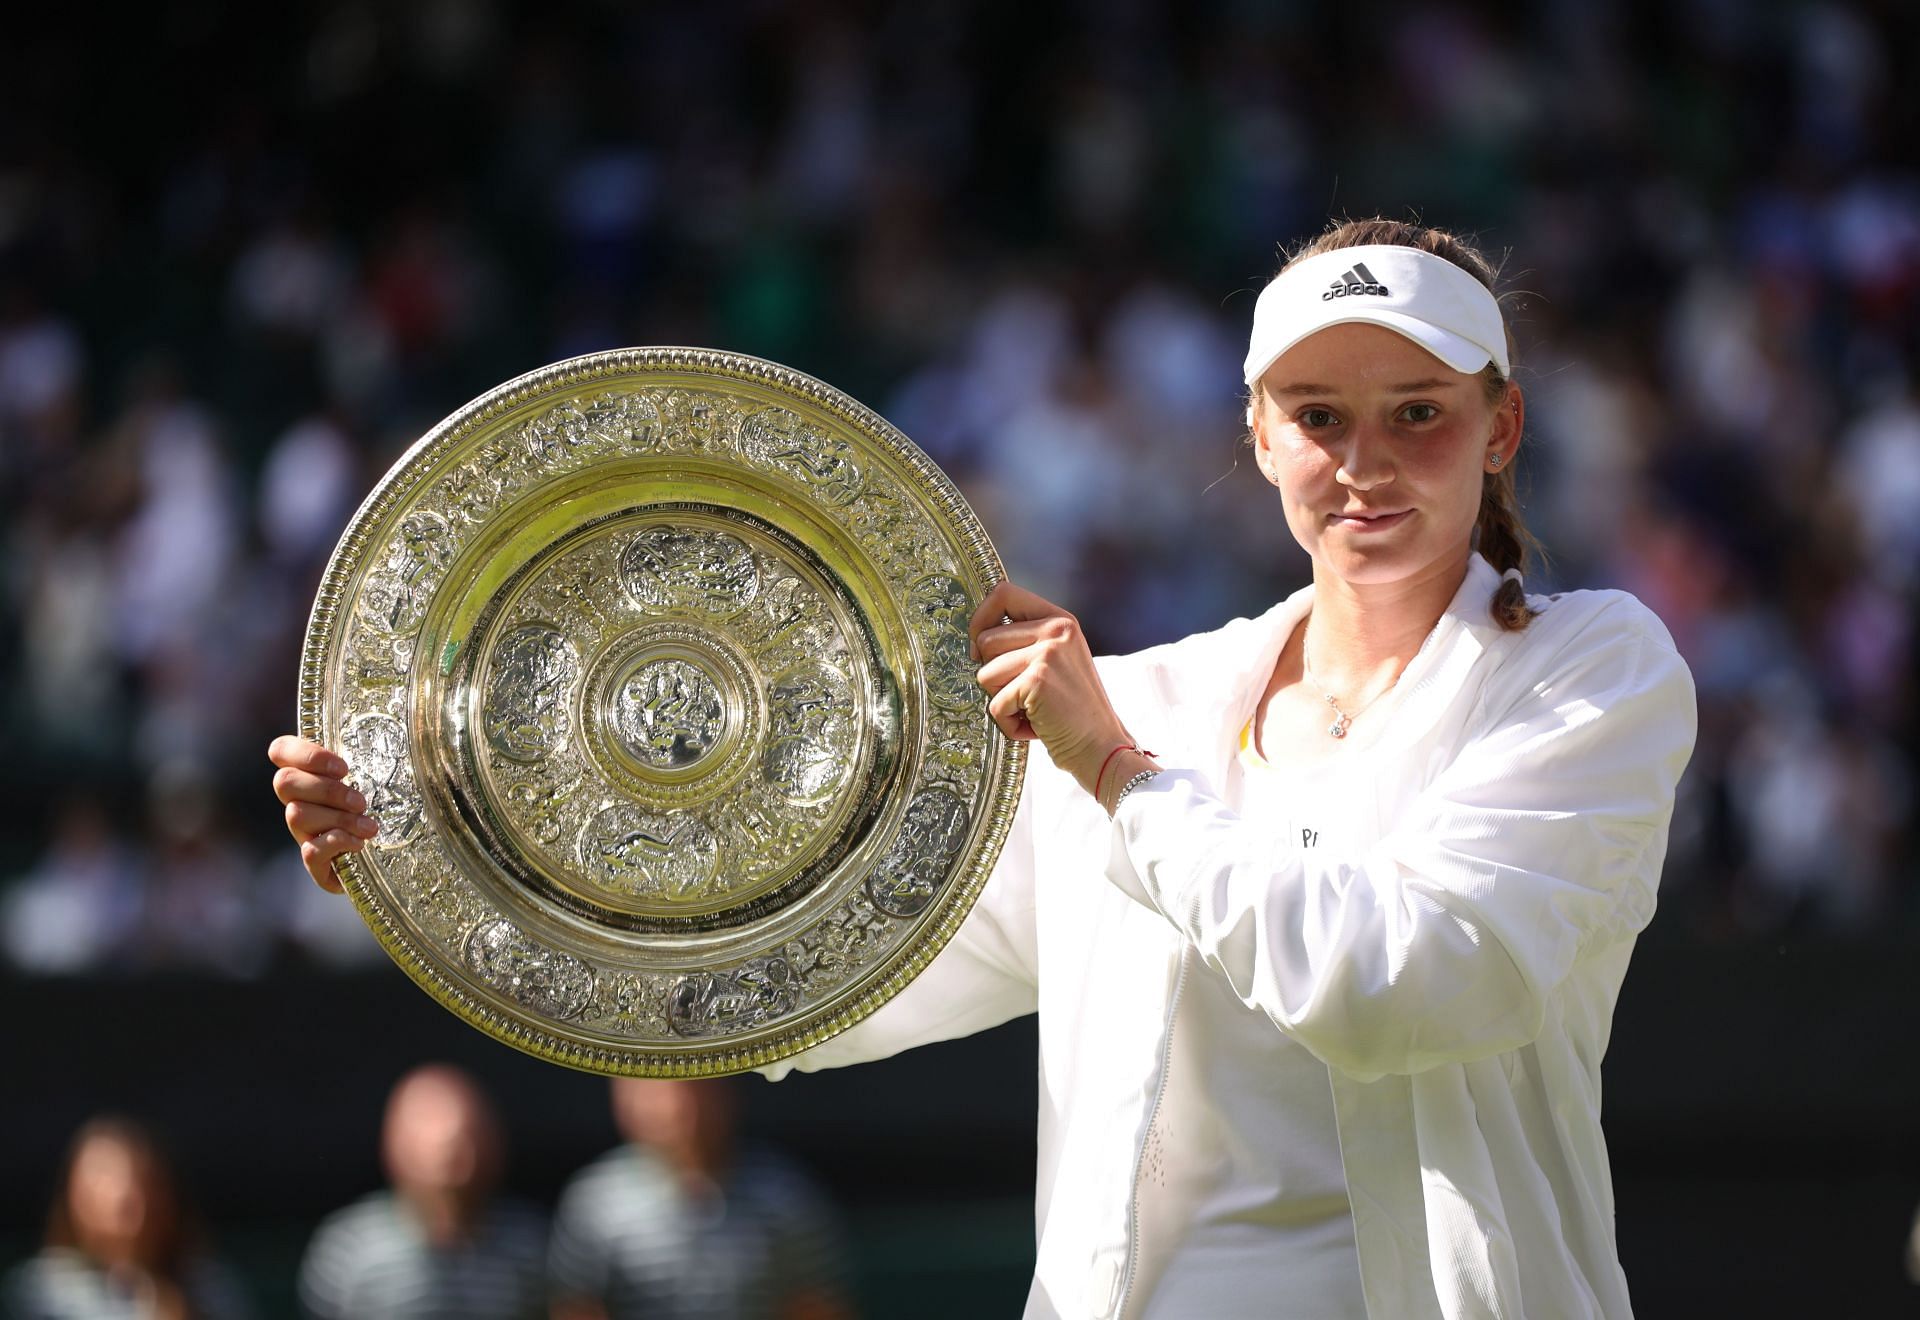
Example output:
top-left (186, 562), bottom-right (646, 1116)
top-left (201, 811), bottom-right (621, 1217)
top-left (1105, 605), bottom-right (1697, 1081)
top-left (756, 754), bottom-right (1042, 1081)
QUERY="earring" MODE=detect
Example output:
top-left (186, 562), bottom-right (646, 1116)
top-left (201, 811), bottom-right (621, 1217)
top-left (1488, 453), bottom-right (1506, 469)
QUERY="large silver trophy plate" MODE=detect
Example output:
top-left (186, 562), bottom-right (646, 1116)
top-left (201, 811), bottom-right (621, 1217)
top-left (299, 348), bottom-right (1024, 1076)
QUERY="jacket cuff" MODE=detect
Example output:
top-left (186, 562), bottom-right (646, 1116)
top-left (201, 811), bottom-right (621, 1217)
top-left (1103, 768), bottom-right (1217, 925)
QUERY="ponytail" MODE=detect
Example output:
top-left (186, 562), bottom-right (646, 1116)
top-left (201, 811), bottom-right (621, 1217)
top-left (1476, 450), bottom-right (1541, 632)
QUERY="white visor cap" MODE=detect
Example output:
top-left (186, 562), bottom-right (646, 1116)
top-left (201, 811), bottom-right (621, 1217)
top-left (1243, 244), bottom-right (1509, 386)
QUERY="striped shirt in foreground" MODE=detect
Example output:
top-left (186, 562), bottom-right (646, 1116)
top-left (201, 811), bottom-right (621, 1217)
top-left (298, 1191), bottom-right (549, 1320)
top-left (549, 1144), bottom-right (847, 1320)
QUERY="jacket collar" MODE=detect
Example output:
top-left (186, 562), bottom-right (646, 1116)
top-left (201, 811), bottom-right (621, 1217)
top-left (1182, 553), bottom-right (1508, 780)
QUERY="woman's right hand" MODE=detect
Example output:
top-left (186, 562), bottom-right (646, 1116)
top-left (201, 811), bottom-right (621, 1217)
top-left (268, 735), bottom-right (379, 892)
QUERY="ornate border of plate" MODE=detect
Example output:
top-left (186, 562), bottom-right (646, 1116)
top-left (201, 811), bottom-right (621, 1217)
top-left (299, 348), bottom-right (1025, 1076)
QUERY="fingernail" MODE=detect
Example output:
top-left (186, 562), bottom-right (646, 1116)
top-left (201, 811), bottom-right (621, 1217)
top-left (357, 816), bottom-right (378, 835)
top-left (326, 755), bottom-right (348, 775)
top-left (346, 790), bottom-right (367, 812)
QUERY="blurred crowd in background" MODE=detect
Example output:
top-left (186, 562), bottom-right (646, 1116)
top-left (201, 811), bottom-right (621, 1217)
top-left (2, 0), bottom-right (1918, 984)
top-left (4, 1069), bottom-right (850, 1319)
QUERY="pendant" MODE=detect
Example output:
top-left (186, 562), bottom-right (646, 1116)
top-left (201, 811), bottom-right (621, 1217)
top-left (1328, 719), bottom-right (1349, 739)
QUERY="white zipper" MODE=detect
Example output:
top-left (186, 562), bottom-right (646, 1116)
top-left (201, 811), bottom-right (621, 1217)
top-left (1114, 934), bottom-right (1193, 1319)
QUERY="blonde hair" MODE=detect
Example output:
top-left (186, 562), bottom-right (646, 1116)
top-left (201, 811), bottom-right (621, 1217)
top-left (1252, 217), bottom-right (1542, 631)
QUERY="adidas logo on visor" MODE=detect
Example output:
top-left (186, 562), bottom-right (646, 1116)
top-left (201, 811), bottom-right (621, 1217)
top-left (1323, 262), bottom-right (1389, 300)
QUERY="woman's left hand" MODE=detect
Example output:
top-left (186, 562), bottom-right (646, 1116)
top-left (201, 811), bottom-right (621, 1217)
top-left (969, 581), bottom-right (1135, 801)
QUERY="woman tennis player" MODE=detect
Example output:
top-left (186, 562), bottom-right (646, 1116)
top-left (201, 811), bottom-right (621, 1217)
top-left (271, 216), bottom-right (1697, 1318)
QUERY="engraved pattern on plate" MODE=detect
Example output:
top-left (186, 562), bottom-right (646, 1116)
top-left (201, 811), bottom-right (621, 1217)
top-left (499, 768), bottom-right (583, 849)
top-left (342, 617), bottom-right (410, 688)
top-left (391, 835), bottom-right (495, 944)
top-left (667, 956), bottom-right (798, 1037)
top-left (359, 510), bottom-right (454, 634)
top-left (340, 712), bottom-right (423, 847)
top-left (709, 793), bottom-right (820, 892)
top-left (588, 971), bottom-right (672, 1037)
top-left (741, 573), bottom-right (839, 671)
top-left (845, 477), bottom-right (948, 584)
top-left (866, 788), bottom-right (971, 917)
top-left (907, 574), bottom-right (977, 712)
top-left (762, 664), bottom-right (856, 802)
top-left (658, 388), bottom-right (737, 452)
top-left (473, 524), bottom-right (863, 892)
top-left (737, 406), bottom-right (864, 504)
top-left (924, 717), bottom-right (986, 786)
top-left (522, 391), bottom-right (661, 460)
top-left (618, 526), bottom-right (760, 616)
top-left (613, 658), bottom-right (727, 770)
top-left (464, 919), bottom-right (593, 1020)
top-left (483, 625), bottom-right (580, 762)
top-left (578, 805), bottom-right (723, 901)
top-left (779, 893), bottom-right (891, 998)
top-left (515, 537), bottom-right (622, 646)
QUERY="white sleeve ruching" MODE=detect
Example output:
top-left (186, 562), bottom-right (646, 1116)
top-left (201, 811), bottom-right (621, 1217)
top-left (1107, 604), bottom-right (1698, 1082)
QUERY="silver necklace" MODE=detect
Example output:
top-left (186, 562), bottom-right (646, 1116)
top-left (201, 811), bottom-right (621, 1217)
top-left (1300, 632), bottom-right (1400, 739)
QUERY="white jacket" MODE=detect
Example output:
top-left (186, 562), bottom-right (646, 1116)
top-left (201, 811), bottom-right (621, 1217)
top-left (763, 553), bottom-right (1698, 1319)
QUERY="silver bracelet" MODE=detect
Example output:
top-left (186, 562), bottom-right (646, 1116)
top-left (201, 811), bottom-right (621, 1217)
top-left (1109, 768), bottom-right (1161, 815)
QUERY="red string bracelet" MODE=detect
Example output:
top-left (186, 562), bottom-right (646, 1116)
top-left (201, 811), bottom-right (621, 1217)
top-left (1094, 742), bottom-right (1155, 805)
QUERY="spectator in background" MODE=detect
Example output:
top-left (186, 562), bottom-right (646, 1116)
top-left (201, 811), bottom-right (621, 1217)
top-left (255, 404), bottom-right (363, 578)
top-left (0, 281), bottom-right (85, 477)
top-left (297, 1064), bottom-right (547, 1320)
top-left (1, 1117), bottom-right (253, 1320)
top-left (550, 1078), bottom-right (850, 1320)
top-left (139, 767), bottom-right (264, 979)
top-left (106, 358), bottom-right (239, 677)
top-left (0, 796), bottom-right (144, 976)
